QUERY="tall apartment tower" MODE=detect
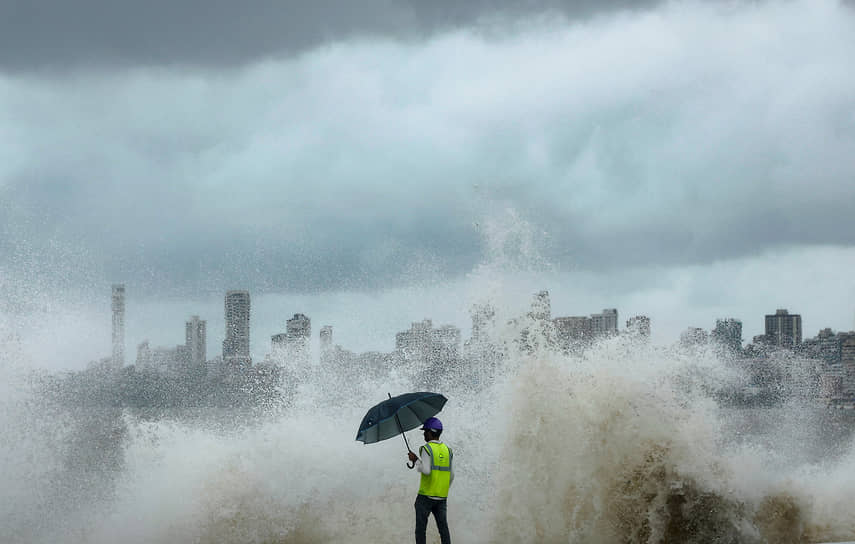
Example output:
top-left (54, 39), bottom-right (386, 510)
top-left (765, 309), bottom-right (802, 347)
top-left (223, 290), bottom-right (251, 364)
top-left (185, 315), bottom-right (207, 366)
top-left (111, 284), bottom-right (126, 367)
top-left (591, 309), bottom-right (618, 337)
top-left (286, 313), bottom-right (311, 340)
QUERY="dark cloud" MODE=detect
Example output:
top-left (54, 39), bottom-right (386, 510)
top-left (0, 0), bottom-right (657, 71)
top-left (0, 171), bottom-right (482, 297)
top-left (2, 0), bottom-right (854, 301)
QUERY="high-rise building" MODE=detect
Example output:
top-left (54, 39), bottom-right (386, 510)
top-left (591, 309), bottom-right (618, 337)
top-left (185, 315), bottom-right (207, 366)
top-left (765, 309), bottom-right (802, 347)
top-left (286, 313), bottom-right (311, 340)
top-left (111, 284), bottom-right (126, 367)
top-left (712, 318), bottom-right (742, 353)
top-left (223, 290), bottom-right (251, 364)
top-left (271, 314), bottom-right (312, 365)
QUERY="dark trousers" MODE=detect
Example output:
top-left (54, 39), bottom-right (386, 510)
top-left (414, 494), bottom-right (450, 544)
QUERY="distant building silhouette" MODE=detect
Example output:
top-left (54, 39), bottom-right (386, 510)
top-left (136, 340), bottom-right (152, 369)
top-left (529, 290), bottom-right (551, 321)
top-left (464, 303), bottom-right (502, 383)
top-left (223, 290), bottom-right (251, 365)
top-left (553, 316), bottom-right (593, 351)
top-left (626, 315), bottom-right (651, 339)
top-left (431, 324), bottom-right (461, 364)
top-left (396, 319), bottom-right (462, 388)
top-left (469, 304), bottom-right (496, 344)
top-left (286, 313), bottom-right (311, 340)
top-left (680, 327), bottom-right (708, 347)
top-left (591, 309), bottom-right (618, 337)
top-left (111, 284), bottom-right (126, 367)
top-left (712, 318), bottom-right (742, 353)
top-left (135, 339), bottom-right (184, 373)
top-left (271, 313), bottom-right (311, 365)
top-left (320, 325), bottom-right (333, 352)
top-left (765, 309), bottom-right (802, 347)
top-left (806, 328), bottom-right (845, 369)
top-left (396, 319), bottom-right (433, 360)
top-left (186, 315), bottom-right (207, 367)
top-left (803, 328), bottom-right (848, 399)
top-left (552, 308), bottom-right (620, 352)
top-left (396, 320), bottom-right (461, 365)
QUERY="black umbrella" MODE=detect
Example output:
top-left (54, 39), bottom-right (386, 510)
top-left (356, 392), bottom-right (447, 467)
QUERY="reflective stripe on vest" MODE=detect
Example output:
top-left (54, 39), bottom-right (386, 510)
top-left (418, 442), bottom-right (452, 498)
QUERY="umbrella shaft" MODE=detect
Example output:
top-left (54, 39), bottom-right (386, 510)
top-left (400, 426), bottom-right (411, 451)
top-left (390, 392), bottom-right (413, 453)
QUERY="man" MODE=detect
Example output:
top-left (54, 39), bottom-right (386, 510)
top-left (407, 417), bottom-right (453, 544)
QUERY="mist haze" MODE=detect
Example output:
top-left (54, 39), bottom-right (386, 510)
top-left (3, 1), bottom-right (855, 368)
top-left (5, 2), bottom-right (855, 543)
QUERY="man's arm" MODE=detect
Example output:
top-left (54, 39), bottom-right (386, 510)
top-left (416, 446), bottom-right (432, 475)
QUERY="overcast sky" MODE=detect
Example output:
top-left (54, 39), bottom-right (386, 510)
top-left (2, 0), bottom-right (854, 368)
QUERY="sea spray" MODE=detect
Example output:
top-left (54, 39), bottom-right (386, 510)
top-left (6, 300), bottom-right (855, 543)
top-left (0, 332), bottom-right (100, 543)
top-left (58, 366), bottom-right (453, 544)
top-left (484, 331), bottom-right (855, 543)
top-left (489, 347), bottom-right (748, 542)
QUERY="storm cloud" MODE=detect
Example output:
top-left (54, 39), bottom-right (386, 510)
top-left (3, 0), bottom-right (854, 299)
top-left (0, 0), bottom-right (657, 71)
top-left (2, 0), bottom-right (855, 368)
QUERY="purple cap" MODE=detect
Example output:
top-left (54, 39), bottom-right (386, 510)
top-left (421, 417), bottom-right (443, 431)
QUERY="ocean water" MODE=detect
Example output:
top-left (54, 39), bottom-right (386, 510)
top-left (4, 322), bottom-right (855, 544)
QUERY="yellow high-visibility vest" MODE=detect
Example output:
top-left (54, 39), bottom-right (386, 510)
top-left (418, 442), bottom-right (452, 498)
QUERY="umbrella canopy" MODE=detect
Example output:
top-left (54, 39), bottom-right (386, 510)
top-left (356, 392), bottom-right (447, 444)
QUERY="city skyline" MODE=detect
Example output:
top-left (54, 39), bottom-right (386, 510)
top-left (73, 283), bottom-right (855, 404)
top-left (6, 267), bottom-right (855, 372)
top-left (96, 284), bottom-right (855, 372)
top-left (2, 1), bottom-right (855, 374)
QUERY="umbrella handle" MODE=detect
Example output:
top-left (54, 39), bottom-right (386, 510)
top-left (390, 392), bottom-right (417, 469)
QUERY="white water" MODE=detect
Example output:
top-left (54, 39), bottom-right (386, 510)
top-left (4, 211), bottom-right (855, 543)
top-left (5, 313), bottom-right (855, 544)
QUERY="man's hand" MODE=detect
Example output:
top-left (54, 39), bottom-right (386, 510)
top-left (408, 450), bottom-right (418, 463)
